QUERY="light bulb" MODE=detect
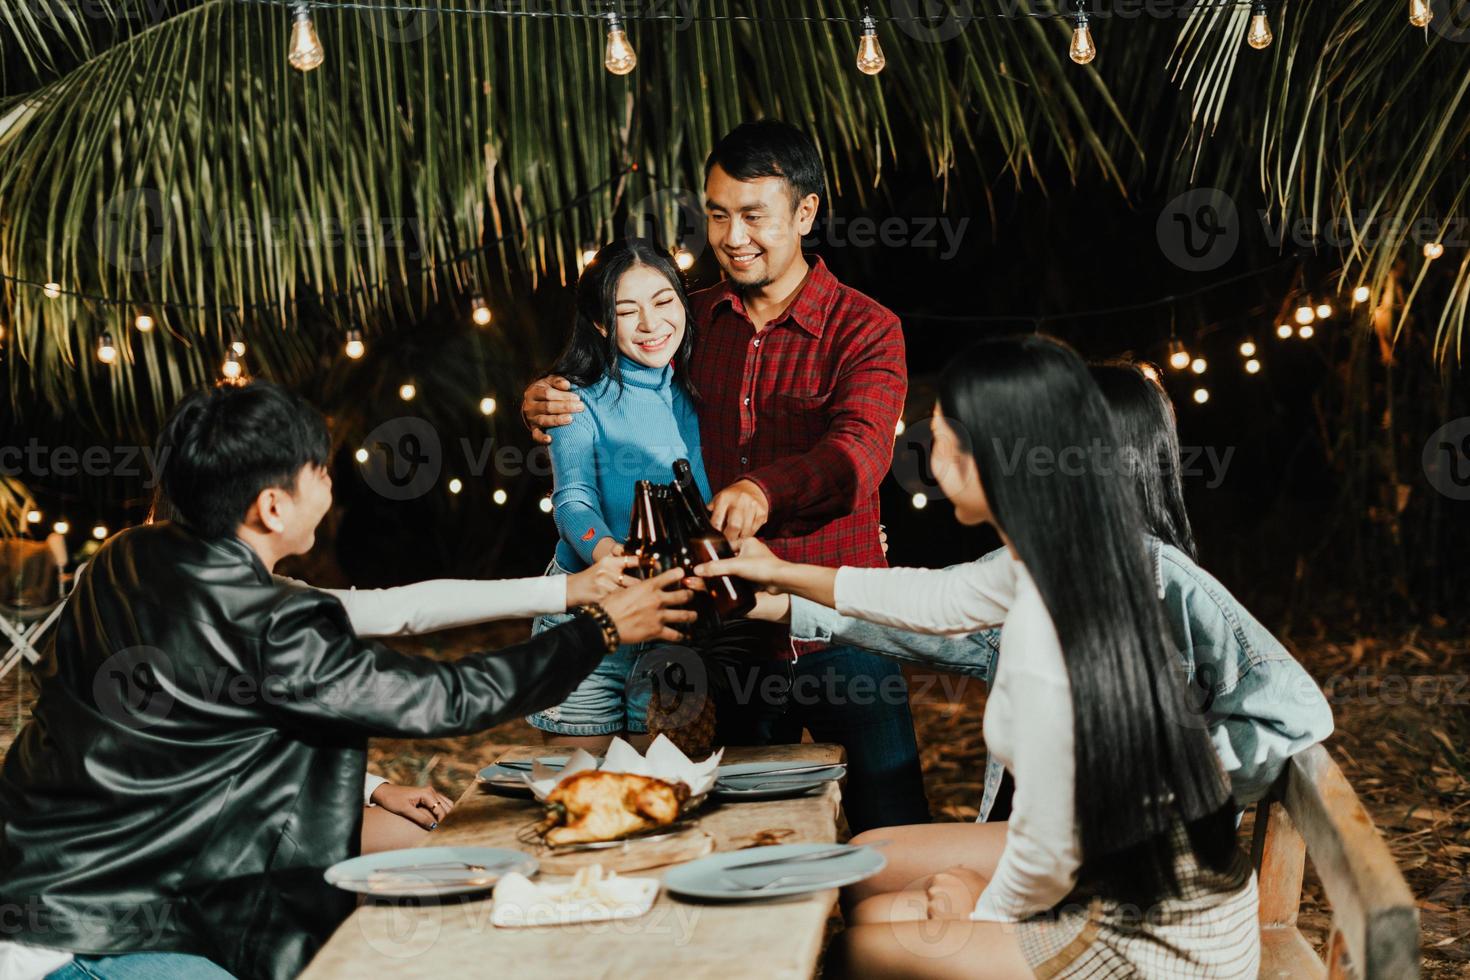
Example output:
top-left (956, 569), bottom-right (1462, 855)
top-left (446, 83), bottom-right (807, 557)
top-left (1140, 363), bottom-right (1160, 383)
top-left (97, 333), bottom-right (118, 365)
top-left (580, 246), bottom-right (599, 270)
top-left (1277, 323), bottom-right (1294, 339)
top-left (911, 492), bottom-right (928, 510)
top-left (1409, 0), bottom-right (1433, 28)
top-left (42, 282), bottom-right (61, 299)
top-left (538, 496), bottom-right (554, 514)
top-left (1353, 286), bottom-right (1371, 303)
top-left (1246, 3), bottom-right (1273, 49)
top-left (1191, 357), bottom-right (1208, 375)
top-left (1167, 339), bottom-right (1191, 370)
top-left (1316, 303), bottom-right (1332, 320)
top-left (344, 329), bottom-right (365, 359)
top-left (221, 355), bottom-right (242, 380)
top-left (604, 12), bottom-right (637, 75)
top-left (1239, 340), bottom-right (1257, 357)
top-left (480, 396), bottom-right (497, 416)
top-left (134, 312), bottom-right (154, 332)
top-left (1424, 242), bottom-right (1444, 260)
top-left (1298, 324), bottom-right (1315, 339)
top-left (52, 520), bottom-right (69, 535)
top-left (895, 419), bottom-right (906, 436)
top-left (288, 4), bottom-right (324, 72)
top-left (1192, 387), bottom-right (1210, 404)
top-left (1245, 358), bottom-right (1262, 374)
top-left (230, 339), bottom-right (247, 356)
top-left (399, 381), bottom-right (416, 401)
top-left (856, 11), bottom-right (886, 75)
top-left (26, 509), bottom-right (42, 524)
top-left (1069, 7), bottom-right (1096, 65)
top-left (354, 448), bottom-right (369, 463)
top-left (492, 489), bottom-right (508, 506)
top-left (1294, 305), bottom-right (1315, 325)
top-left (448, 478), bottom-right (463, 495)
top-left (674, 247), bottom-right (695, 271)
top-left (470, 295), bottom-right (492, 326)
top-left (92, 524), bottom-right (108, 540)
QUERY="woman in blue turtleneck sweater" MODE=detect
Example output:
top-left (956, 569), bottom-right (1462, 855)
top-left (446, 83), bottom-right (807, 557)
top-left (526, 239), bottom-right (711, 751)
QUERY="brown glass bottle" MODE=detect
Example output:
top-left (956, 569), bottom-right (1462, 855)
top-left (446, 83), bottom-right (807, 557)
top-left (658, 484), bottom-right (720, 631)
top-left (624, 481), bottom-right (653, 579)
top-left (671, 459), bottom-right (756, 621)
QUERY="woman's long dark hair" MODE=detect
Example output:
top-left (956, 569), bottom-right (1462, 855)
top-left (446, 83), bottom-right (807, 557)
top-left (550, 239), bottom-right (697, 398)
top-left (939, 336), bottom-right (1235, 908)
top-left (1089, 360), bottom-right (1198, 560)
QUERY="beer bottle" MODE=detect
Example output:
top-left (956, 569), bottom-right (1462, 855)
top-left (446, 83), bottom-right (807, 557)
top-left (670, 459), bottom-right (756, 621)
top-left (626, 481), bottom-right (667, 579)
top-left (658, 483), bottom-right (719, 633)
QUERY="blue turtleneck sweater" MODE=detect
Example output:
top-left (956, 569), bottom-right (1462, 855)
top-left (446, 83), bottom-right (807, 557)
top-left (549, 356), bottom-right (712, 572)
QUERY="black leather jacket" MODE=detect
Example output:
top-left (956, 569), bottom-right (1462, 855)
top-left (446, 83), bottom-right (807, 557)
top-left (0, 522), bottom-right (606, 978)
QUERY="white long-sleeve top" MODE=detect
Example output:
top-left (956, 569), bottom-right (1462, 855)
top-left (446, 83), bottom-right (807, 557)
top-left (834, 554), bottom-right (1081, 922)
top-left (273, 574), bottom-right (568, 807)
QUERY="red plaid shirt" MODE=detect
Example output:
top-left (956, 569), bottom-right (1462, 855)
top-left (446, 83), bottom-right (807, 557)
top-left (690, 257), bottom-right (906, 654)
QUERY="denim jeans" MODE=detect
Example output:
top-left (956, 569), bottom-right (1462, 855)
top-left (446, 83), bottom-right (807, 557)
top-left (47, 952), bottom-right (236, 979)
top-left (720, 645), bottom-right (930, 834)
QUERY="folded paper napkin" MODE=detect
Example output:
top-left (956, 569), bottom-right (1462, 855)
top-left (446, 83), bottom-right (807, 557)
top-left (491, 868), bottom-right (660, 928)
top-left (524, 734), bottom-right (723, 800)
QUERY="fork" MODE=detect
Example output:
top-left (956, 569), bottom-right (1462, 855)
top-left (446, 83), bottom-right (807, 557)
top-left (718, 871), bottom-right (855, 892)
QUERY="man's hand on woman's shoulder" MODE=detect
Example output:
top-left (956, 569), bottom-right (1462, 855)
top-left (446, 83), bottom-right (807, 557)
top-left (522, 375), bottom-right (584, 444)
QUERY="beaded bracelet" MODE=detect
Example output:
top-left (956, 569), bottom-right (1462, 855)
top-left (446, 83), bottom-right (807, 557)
top-left (570, 603), bottom-right (621, 655)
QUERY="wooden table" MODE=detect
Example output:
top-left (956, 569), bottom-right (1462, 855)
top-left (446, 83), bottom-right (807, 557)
top-left (302, 743), bottom-right (846, 979)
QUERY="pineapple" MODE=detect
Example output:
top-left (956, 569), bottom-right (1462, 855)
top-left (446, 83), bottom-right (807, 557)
top-left (642, 648), bottom-right (722, 759)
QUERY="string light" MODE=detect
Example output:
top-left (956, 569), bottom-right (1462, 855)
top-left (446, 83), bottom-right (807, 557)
top-left (1167, 339), bottom-right (1191, 371)
top-left (344, 328), bottom-right (365, 359)
top-left (25, 509), bottom-right (42, 525)
top-left (288, 2), bottom-right (324, 72)
top-left (230, 339), bottom-right (247, 356)
top-left (603, 11), bottom-right (637, 75)
top-left (398, 380), bottom-right (417, 401)
top-left (134, 312), bottom-right (155, 332)
top-left (1409, 0), bottom-right (1434, 28)
top-left (1246, 0), bottom-right (1273, 49)
top-left (911, 492), bottom-right (928, 510)
top-left (855, 8), bottom-right (886, 75)
top-left (1294, 305), bottom-right (1316, 325)
top-left (1298, 324), bottom-right (1315, 339)
top-left (1139, 363), bottom-right (1160, 383)
top-left (221, 352), bottom-right (243, 380)
top-left (479, 396), bottom-right (497, 415)
top-left (1424, 242), bottom-right (1444, 260)
top-left (1277, 323), bottom-right (1294, 339)
top-left (894, 418), bottom-right (906, 436)
top-left (538, 496), bottom-right (554, 514)
top-left (448, 478), bottom-right (463, 495)
top-left (1239, 340), bottom-right (1257, 357)
top-left (354, 447), bottom-right (369, 463)
top-left (1069, 2), bottom-right (1097, 65)
top-left (470, 295), bottom-right (492, 326)
top-left (492, 489), bottom-right (508, 506)
top-left (52, 519), bottom-right (69, 535)
top-left (1245, 358), bottom-right (1262, 374)
top-left (42, 282), bottom-right (61, 299)
top-left (580, 245), bottom-right (599, 270)
top-left (1190, 357), bottom-right (1208, 375)
top-left (1352, 285), bottom-right (1371, 303)
top-left (674, 247), bottom-right (696, 271)
top-left (91, 524), bottom-right (108, 540)
top-left (1315, 303), bottom-right (1332, 320)
top-left (1192, 387), bottom-right (1210, 404)
top-left (97, 333), bottom-right (118, 365)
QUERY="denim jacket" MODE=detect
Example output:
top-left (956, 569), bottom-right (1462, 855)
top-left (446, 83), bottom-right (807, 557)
top-left (790, 538), bottom-right (1334, 820)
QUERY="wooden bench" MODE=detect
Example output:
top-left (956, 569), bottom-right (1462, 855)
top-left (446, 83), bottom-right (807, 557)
top-left (1251, 743), bottom-right (1419, 978)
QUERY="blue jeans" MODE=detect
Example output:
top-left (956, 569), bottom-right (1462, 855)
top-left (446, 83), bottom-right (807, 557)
top-left (47, 952), bottom-right (235, 979)
top-left (721, 645), bottom-right (930, 834)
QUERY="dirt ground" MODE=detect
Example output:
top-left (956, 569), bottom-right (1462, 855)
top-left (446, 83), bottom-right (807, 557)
top-left (2, 622), bottom-right (1465, 974)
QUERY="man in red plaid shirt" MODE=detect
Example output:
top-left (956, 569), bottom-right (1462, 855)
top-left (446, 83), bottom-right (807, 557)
top-left (524, 121), bottom-right (929, 831)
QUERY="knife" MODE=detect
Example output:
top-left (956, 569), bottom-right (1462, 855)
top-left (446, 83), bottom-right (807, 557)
top-left (722, 841), bottom-right (885, 873)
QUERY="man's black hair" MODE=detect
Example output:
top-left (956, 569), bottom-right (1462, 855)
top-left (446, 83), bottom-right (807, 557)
top-left (155, 381), bottom-right (331, 539)
top-left (704, 119), bottom-right (826, 208)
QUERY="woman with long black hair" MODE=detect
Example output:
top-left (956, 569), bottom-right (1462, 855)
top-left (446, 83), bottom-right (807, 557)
top-left (698, 336), bottom-right (1260, 978)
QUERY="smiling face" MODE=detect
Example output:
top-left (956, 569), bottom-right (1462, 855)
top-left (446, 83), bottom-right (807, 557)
top-left (608, 263), bottom-right (687, 369)
top-left (704, 164), bottom-right (819, 290)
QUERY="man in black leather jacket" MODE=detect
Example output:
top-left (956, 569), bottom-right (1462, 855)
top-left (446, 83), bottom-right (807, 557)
top-left (0, 382), bottom-right (693, 979)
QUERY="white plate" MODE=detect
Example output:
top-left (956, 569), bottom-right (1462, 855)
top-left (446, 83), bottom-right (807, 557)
top-left (324, 846), bottom-right (537, 897)
top-left (663, 843), bottom-right (885, 901)
top-left (713, 765), bottom-right (846, 801)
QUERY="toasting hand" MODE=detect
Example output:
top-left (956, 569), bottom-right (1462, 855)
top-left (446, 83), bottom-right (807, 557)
top-left (692, 536), bottom-right (788, 595)
top-left (598, 567), bottom-right (698, 644)
top-left (566, 550), bottom-right (638, 606)
top-left (709, 479), bottom-right (770, 541)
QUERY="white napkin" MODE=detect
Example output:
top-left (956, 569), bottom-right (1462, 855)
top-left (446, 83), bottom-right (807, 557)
top-left (524, 735), bottom-right (723, 800)
top-left (491, 871), bottom-right (660, 928)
